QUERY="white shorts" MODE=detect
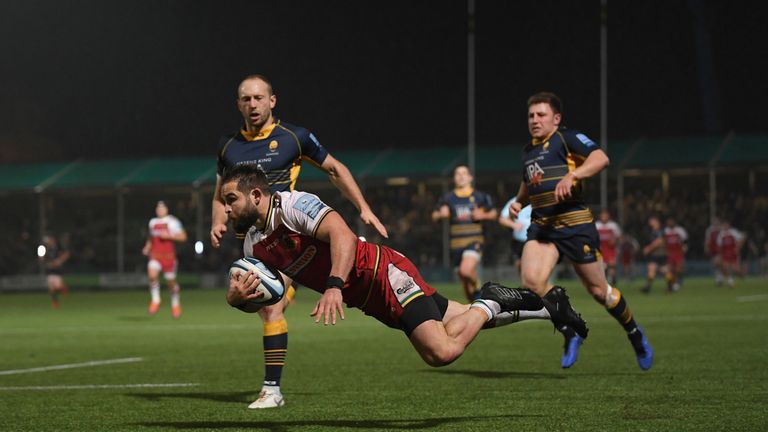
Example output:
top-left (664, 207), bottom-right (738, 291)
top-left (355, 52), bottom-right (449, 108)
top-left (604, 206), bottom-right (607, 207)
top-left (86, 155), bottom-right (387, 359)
top-left (148, 259), bottom-right (178, 280)
top-left (461, 249), bottom-right (481, 262)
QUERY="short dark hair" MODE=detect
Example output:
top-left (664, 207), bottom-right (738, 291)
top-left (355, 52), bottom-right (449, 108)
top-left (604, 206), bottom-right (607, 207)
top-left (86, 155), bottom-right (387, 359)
top-left (221, 163), bottom-right (271, 195)
top-left (453, 164), bottom-right (471, 175)
top-left (527, 92), bottom-right (562, 115)
top-left (239, 74), bottom-right (274, 96)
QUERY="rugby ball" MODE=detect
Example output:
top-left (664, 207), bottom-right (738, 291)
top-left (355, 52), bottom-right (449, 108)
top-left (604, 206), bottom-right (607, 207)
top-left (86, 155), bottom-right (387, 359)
top-left (229, 257), bottom-right (285, 307)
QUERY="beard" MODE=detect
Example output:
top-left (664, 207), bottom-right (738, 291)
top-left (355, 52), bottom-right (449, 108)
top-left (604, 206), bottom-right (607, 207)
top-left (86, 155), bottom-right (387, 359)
top-left (233, 200), bottom-right (261, 233)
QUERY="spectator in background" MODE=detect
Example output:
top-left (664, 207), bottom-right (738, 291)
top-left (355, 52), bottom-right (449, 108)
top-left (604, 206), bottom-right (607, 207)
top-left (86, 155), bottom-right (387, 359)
top-left (41, 234), bottom-right (70, 309)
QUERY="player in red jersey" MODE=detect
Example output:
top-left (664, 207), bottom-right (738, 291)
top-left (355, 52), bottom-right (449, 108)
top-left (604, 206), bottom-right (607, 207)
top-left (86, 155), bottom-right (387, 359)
top-left (220, 163), bottom-right (587, 369)
top-left (704, 217), bottom-right (724, 286)
top-left (595, 209), bottom-right (622, 286)
top-left (142, 201), bottom-right (188, 318)
top-left (663, 217), bottom-right (688, 292)
top-left (716, 220), bottom-right (745, 288)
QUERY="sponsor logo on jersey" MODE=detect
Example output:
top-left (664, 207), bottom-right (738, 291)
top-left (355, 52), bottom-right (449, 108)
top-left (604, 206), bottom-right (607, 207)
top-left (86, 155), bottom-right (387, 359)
top-left (526, 162), bottom-right (545, 184)
top-left (396, 279), bottom-right (415, 295)
top-left (309, 133), bottom-right (322, 148)
top-left (576, 133), bottom-right (597, 148)
top-left (269, 140), bottom-right (279, 151)
top-left (284, 245), bottom-right (317, 276)
top-left (293, 196), bottom-right (326, 219)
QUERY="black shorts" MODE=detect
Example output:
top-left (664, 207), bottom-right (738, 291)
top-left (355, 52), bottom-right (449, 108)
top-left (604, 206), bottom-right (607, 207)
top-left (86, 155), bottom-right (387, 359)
top-left (510, 240), bottom-right (525, 259)
top-left (449, 242), bottom-right (483, 267)
top-left (400, 292), bottom-right (449, 337)
top-left (647, 255), bottom-right (667, 266)
top-left (526, 223), bottom-right (601, 264)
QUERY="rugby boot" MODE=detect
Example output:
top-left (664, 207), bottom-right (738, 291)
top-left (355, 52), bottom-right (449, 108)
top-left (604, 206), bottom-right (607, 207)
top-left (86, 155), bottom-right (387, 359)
top-left (541, 286), bottom-right (589, 339)
top-left (478, 282), bottom-right (545, 312)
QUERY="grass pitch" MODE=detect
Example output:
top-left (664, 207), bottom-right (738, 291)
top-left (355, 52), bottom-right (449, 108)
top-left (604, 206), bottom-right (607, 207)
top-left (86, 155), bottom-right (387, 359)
top-left (1, 277), bottom-right (766, 431)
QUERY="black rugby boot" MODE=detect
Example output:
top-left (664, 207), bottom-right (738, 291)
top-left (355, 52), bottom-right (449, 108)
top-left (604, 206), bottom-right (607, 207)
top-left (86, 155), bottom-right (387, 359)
top-left (542, 286), bottom-right (589, 339)
top-left (479, 282), bottom-right (545, 312)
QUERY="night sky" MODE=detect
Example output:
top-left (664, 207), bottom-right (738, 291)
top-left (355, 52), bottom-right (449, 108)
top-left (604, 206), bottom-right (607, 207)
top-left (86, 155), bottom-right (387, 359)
top-left (1, 0), bottom-right (765, 163)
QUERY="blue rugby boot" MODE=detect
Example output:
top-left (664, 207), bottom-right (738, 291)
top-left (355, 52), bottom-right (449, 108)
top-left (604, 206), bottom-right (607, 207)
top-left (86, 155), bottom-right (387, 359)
top-left (561, 334), bottom-right (584, 369)
top-left (629, 325), bottom-right (654, 371)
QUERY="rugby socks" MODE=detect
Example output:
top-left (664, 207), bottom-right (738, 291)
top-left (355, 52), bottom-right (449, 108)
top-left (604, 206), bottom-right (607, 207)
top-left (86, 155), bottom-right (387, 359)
top-left (170, 285), bottom-right (181, 308)
top-left (470, 299), bottom-right (499, 321)
top-left (263, 319), bottom-right (288, 388)
top-left (149, 281), bottom-right (161, 304)
top-left (605, 286), bottom-right (645, 354)
top-left (484, 308), bottom-right (551, 329)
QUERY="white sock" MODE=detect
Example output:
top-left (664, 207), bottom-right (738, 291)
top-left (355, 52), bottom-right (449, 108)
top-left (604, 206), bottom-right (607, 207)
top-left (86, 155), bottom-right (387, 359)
top-left (490, 307), bottom-right (550, 327)
top-left (149, 282), bottom-right (160, 303)
top-left (471, 299), bottom-right (500, 321)
top-left (171, 288), bottom-right (180, 308)
top-left (262, 384), bottom-right (281, 394)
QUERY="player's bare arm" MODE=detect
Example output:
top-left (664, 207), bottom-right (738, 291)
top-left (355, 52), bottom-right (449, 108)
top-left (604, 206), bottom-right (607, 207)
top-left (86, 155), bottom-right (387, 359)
top-left (320, 154), bottom-right (389, 238)
top-left (142, 237), bottom-right (152, 256)
top-left (431, 205), bottom-right (450, 222)
top-left (472, 207), bottom-right (498, 222)
top-left (643, 237), bottom-right (665, 256)
top-left (310, 210), bottom-right (357, 325)
top-left (510, 182), bottom-right (529, 217)
top-left (210, 175), bottom-right (229, 248)
top-left (163, 229), bottom-right (188, 242)
top-left (554, 149), bottom-right (609, 202)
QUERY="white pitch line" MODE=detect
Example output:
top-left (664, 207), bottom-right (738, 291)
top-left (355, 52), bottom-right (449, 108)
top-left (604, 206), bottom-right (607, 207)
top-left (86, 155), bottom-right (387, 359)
top-left (736, 294), bottom-right (768, 303)
top-left (0, 383), bottom-right (199, 391)
top-left (0, 357), bottom-right (143, 376)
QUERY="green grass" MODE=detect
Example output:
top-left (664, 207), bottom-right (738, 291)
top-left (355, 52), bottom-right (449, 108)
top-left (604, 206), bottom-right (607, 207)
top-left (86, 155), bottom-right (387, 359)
top-left (1, 278), bottom-right (767, 431)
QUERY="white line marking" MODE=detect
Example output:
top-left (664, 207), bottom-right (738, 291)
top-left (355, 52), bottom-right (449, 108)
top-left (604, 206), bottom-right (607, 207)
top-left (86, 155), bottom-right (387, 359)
top-left (0, 357), bottom-right (143, 376)
top-left (0, 324), bottom-right (254, 335)
top-left (0, 383), bottom-right (199, 391)
top-left (736, 294), bottom-right (768, 303)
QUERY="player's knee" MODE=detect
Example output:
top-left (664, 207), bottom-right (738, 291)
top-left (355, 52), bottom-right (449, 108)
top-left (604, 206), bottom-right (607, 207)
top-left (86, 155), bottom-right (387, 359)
top-left (258, 304), bottom-right (285, 321)
top-left (421, 345), bottom-right (460, 367)
top-left (521, 277), bottom-right (548, 294)
top-left (457, 266), bottom-right (474, 280)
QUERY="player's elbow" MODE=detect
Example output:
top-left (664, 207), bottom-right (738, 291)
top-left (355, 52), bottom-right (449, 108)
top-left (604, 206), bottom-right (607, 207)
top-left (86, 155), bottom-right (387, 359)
top-left (600, 151), bottom-right (610, 168)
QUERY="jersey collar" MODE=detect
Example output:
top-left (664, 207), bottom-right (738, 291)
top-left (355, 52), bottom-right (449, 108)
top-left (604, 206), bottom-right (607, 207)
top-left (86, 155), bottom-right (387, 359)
top-left (241, 120), bottom-right (279, 141)
top-left (453, 187), bottom-right (474, 198)
top-left (531, 128), bottom-right (558, 146)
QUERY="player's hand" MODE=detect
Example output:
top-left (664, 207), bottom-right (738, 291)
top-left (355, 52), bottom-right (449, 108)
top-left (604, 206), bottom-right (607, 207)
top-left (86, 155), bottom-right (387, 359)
top-left (554, 173), bottom-right (576, 202)
top-left (227, 270), bottom-right (265, 306)
top-left (141, 245), bottom-right (150, 256)
top-left (438, 205), bottom-right (450, 219)
top-left (508, 201), bottom-right (523, 218)
top-left (210, 223), bottom-right (228, 248)
top-left (311, 288), bottom-right (345, 325)
top-left (360, 210), bottom-right (389, 239)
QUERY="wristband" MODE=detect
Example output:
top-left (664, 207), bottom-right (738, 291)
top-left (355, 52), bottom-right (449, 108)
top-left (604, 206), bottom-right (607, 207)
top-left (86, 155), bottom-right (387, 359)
top-left (326, 276), bottom-right (345, 291)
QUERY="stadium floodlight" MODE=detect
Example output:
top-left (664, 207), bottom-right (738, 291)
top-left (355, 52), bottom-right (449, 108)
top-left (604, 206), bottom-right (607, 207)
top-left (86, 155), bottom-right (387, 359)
top-left (194, 241), bottom-right (204, 255)
top-left (37, 245), bottom-right (46, 258)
